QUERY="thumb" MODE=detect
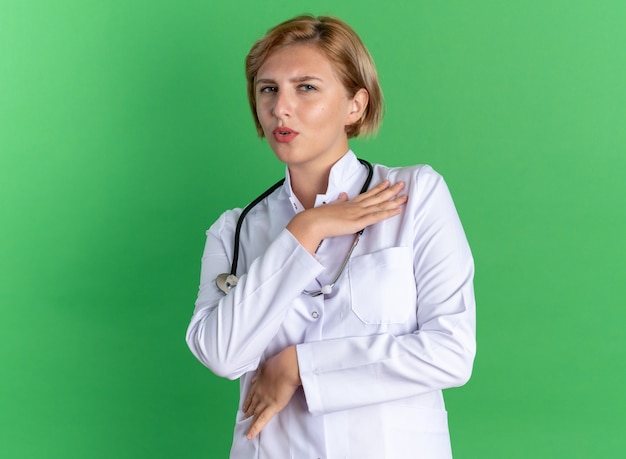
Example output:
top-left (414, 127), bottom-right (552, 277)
top-left (334, 192), bottom-right (349, 203)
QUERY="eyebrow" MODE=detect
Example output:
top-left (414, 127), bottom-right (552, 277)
top-left (256, 76), bottom-right (323, 86)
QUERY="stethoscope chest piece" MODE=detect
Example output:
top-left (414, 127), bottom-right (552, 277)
top-left (216, 273), bottom-right (238, 294)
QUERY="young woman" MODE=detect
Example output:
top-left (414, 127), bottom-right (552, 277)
top-left (187, 15), bottom-right (476, 458)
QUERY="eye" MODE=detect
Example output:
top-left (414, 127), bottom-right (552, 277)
top-left (298, 84), bottom-right (317, 92)
top-left (259, 86), bottom-right (277, 94)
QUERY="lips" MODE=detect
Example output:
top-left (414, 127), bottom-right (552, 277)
top-left (272, 126), bottom-right (299, 143)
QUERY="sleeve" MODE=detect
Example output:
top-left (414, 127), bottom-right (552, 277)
top-left (186, 210), bottom-right (325, 380)
top-left (297, 166), bottom-right (476, 415)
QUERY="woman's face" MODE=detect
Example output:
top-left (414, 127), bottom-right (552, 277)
top-left (255, 43), bottom-right (366, 171)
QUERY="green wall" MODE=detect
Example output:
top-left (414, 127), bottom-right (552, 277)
top-left (1, 1), bottom-right (625, 457)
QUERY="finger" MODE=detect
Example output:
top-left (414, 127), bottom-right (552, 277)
top-left (243, 392), bottom-right (261, 419)
top-left (243, 392), bottom-right (254, 415)
top-left (243, 385), bottom-right (261, 417)
top-left (362, 182), bottom-right (405, 208)
top-left (243, 369), bottom-right (261, 412)
top-left (325, 192), bottom-right (349, 207)
top-left (357, 195), bottom-right (407, 226)
top-left (368, 181), bottom-right (405, 200)
top-left (355, 181), bottom-right (405, 206)
top-left (243, 387), bottom-right (254, 413)
top-left (377, 191), bottom-right (408, 207)
top-left (246, 406), bottom-right (276, 440)
top-left (245, 403), bottom-right (262, 420)
top-left (243, 402), bottom-right (254, 419)
top-left (371, 194), bottom-right (408, 213)
top-left (352, 180), bottom-right (391, 202)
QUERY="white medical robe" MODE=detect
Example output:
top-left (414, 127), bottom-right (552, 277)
top-left (187, 151), bottom-right (476, 458)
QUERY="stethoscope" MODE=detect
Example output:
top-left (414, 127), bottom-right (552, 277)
top-left (216, 158), bottom-right (374, 296)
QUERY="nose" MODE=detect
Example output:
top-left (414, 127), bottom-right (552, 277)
top-left (271, 90), bottom-right (292, 118)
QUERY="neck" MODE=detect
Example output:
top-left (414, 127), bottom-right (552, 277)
top-left (286, 148), bottom-right (350, 209)
top-left (289, 165), bottom-right (330, 209)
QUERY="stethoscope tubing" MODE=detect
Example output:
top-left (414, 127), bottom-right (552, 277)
top-left (230, 178), bottom-right (284, 276)
top-left (218, 158), bottom-right (373, 294)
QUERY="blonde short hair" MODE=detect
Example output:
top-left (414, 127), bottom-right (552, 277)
top-left (245, 15), bottom-right (384, 138)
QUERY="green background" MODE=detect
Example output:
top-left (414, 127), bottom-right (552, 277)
top-left (1, 0), bottom-right (625, 457)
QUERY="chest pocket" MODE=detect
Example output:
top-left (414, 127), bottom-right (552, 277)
top-left (347, 246), bottom-right (416, 324)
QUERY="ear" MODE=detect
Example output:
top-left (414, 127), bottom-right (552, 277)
top-left (345, 88), bottom-right (369, 126)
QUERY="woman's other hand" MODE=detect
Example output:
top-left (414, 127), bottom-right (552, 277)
top-left (242, 346), bottom-right (302, 440)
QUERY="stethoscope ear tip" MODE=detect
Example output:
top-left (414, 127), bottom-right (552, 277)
top-left (216, 273), bottom-right (238, 295)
